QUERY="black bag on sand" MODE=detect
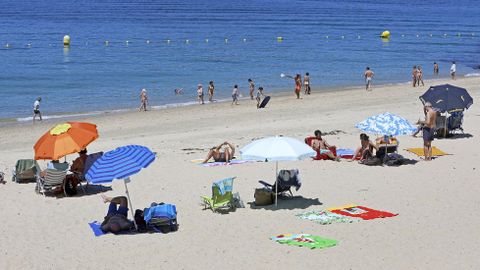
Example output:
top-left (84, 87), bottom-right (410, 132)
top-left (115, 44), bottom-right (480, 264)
top-left (362, 157), bottom-right (382, 166)
top-left (254, 188), bottom-right (274, 206)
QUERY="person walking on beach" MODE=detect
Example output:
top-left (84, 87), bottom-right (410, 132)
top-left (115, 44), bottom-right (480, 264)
top-left (364, 67), bottom-right (374, 91)
top-left (255, 86), bottom-right (265, 108)
top-left (232, 85), bottom-right (239, 105)
top-left (303, 72), bottom-right (311, 95)
top-left (139, 88), bottom-right (148, 111)
top-left (433, 62), bottom-right (439, 75)
top-left (417, 66), bottom-right (424, 86)
top-left (208, 81), bottom-right (215, 102)
top-left (412, 66), bottom-right (418, 87)
top-left (33, 97), bottom-right (42, 122)
top-left (197, 84), bottom-right (205, 104)
top-left (417, 102), bottom-right (436, 161)
top-left (248, 79), bottom-right (255, 100)
top-left (450, 61), bottom-right (456, 80)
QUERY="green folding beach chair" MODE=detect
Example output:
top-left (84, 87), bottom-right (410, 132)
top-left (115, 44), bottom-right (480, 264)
top-left (12, 159), bottom-right (41, 183)
top-left (201, 177), bottom-right (236, 212)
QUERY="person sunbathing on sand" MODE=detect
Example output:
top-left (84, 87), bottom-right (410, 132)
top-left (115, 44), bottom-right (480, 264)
top-left (202, 141), bottom-right (236, 163)
top-left (310, 130), bottom-right (339, 161)
top-left (351, 133), bottom-right (378, 162)
top-left (100, 195), bottom-right (134, 234)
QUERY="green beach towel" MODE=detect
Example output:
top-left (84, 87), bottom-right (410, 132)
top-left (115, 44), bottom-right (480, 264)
top-left (271, 234), bottom-right (338, 249)
top-left (296, 210), bottom-right (354, 225)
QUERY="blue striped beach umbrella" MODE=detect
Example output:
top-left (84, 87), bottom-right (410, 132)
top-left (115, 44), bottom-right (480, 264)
top-left (86, 145), bottom-right (155, 228)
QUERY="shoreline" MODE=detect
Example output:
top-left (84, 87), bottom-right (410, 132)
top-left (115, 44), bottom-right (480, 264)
top-left (1, 74), bottom-right (475, 127)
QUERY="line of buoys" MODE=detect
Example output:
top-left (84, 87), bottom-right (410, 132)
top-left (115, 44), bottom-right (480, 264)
top-left (4, 32), bottom-right (480, 50)
top-left (63, 35), bottom-right (70, 47)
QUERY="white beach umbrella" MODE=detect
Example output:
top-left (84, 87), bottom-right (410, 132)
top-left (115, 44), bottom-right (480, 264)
top-left (240, 136), bottom-right (315, 205)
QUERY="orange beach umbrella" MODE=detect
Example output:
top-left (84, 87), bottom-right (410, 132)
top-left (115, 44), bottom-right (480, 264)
top-left (34, 122), bottom-right (99, 160)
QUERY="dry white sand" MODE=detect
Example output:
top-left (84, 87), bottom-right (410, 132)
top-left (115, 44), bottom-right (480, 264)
top-left (1, 77), bottom-right (479, 269)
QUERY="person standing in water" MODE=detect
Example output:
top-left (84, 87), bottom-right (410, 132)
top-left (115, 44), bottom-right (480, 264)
top-left (232, 84), bottom-right (239, 105)
top-left (208, 81), bottom-right (215, 102)
top-left (248, 79), bottom-right (255, 100)
top-left (450, 61), bottom-right (456, 80)
top-left (364, 67), bottom-right (374, 91)
top-left (197, 84), bottom-right (205, 104)
top-left (33, 97), bottom-right (42, 122)
top-left (417, 66), bottom-right (424, 86)
top-left (139, 88), bottom-right (148, 111)
top-left (433, 62), bottom-right (439, 75)
top-left (284, 74), bottom-right (302, 99)
top-left (303, 72), bottom-right (311, 95)
top-left (412, 66), bottom-right (418, 87)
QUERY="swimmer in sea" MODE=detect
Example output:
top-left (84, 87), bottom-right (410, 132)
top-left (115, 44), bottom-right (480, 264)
top-left (197, 84), bottom-right (205, 104)
top-left (208, 81), bottom-right (215, 102)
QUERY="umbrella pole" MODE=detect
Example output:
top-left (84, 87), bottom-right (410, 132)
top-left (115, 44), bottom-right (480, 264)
top-left (123, 178), bottom-right (138, 230)
top-left (275, 161), bottom-right (278, 207)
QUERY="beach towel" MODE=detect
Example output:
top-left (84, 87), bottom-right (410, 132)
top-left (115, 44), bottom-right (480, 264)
top-left (328, 204), bottom-right (398, 220)
top-left (89, 221), bottom-right (106, 237)
top-left (192, 159), bottom-right (255, 167)
top-left (405, 147), bottom-right (450, 157)
top-left (296, 210), bottom-right (354, 225)
top-left (213, 177), bottom-right (234, 195)
top-left (88, 221), bottom-right (138, 237)
top-left (336, 148), bottom-right (355, 159)
top-left (271, 234), bottom-right (338, 249)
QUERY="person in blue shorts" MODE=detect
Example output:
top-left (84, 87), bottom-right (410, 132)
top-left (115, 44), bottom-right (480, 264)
top-left (100, 195), bottom-right (133, 234)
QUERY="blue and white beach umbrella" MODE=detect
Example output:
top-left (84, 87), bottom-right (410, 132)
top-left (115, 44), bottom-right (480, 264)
top-left (86, 145), bottom-right (156, 228)
top-left (355, 112), bottom-right (417, 136)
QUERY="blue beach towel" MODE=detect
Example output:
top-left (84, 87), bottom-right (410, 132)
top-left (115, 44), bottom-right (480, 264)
top-left (89, 221), bottom-right (105, 237)
top-left (213, 177), bottom-right (233, 195)
top-left (336, 148), bottom-right (355, 157)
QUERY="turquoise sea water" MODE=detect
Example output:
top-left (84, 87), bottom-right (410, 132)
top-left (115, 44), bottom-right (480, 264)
top-left (0, 0), bottom-right (479, 121)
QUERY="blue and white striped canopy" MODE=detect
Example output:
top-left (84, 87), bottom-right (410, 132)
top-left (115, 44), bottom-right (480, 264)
top-left (85, 145), bottom-right (155, 184)
top-left (355, 112), bottom-right (417, 136)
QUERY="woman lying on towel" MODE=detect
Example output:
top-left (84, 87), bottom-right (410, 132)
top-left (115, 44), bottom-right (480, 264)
top-left (202, 141), bottom-right (236, 163)
top-left (350, 133), bottom-right (378, 162)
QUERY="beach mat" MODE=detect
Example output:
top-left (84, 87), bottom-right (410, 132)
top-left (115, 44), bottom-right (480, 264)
top-left (191, 159), bottom-right (255, 167)
top-left (296, 210), bottom-right (354, 225)
top-left (259, 96), bottom-right (271, 108)
top-left (336, 148), bottom-right (355, 159)
top-left (271, 234), bottom-right (338, 249)
top-left (327, 204), bottom-right (397, 220)
top-left (405, 147), bottom-right (450, 157)
top-left (89, 221), bottom-right (106, 237)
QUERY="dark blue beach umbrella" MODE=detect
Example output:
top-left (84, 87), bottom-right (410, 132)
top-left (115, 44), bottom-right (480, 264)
top-left (86, 145), bottom-right (156, 228)
top-left (419, 84), bottom-right (473, 112)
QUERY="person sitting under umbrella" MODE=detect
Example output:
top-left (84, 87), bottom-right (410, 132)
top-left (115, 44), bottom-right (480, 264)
top-left (350, 133), bottom-right (378, 162)
top-left (100, 194), bottom-right (134, 234)
top-left (202, 141), bottom-right (236, 163)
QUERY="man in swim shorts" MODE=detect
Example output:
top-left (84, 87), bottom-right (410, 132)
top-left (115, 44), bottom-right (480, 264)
top-left (100, 195), bottom-right (134, 234)
top-left (33, 97), bottom-right (42, 122)
top-left (364, 67), bottom-right (374, 91)
top-left (417, 102), bottom-right (436, 161)
top-left (310, 130), bottom-right (339, 161)
top-left (450, 61), bottom-right (456, 80)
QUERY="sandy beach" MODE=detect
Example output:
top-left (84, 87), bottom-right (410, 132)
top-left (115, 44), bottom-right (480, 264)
top-left (1, 76), bottom-right (479, 269)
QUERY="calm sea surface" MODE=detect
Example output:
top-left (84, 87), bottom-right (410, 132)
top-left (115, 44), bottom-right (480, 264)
top-left (1, 0), bottom-right (479, 121)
